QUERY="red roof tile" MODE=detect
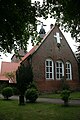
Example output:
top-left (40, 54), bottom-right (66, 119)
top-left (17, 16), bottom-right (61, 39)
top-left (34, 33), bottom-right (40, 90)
top-left (0, 74), bottom-right (8, 81)
top-left (1, 62), bottom-right (19, 74)
top-left (20, 46), bottom-right (37, 63)
top-left (0, 62), bottom-right (19, 83)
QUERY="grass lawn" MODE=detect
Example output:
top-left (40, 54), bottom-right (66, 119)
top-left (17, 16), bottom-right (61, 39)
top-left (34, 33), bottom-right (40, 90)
top-left (39, 91), bottom-right (80, 100)
top-left (0, 99), bottom-right (80, 120)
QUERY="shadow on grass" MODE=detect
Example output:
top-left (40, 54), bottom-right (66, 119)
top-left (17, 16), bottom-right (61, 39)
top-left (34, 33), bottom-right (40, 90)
top-left (61, 104), bottom-right (80, 108)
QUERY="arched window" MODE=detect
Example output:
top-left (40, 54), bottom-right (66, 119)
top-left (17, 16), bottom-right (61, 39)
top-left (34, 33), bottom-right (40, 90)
top-left (45, 59), bottom-right (54, 80)
top-left (56, 61), bottom-right (64, 80)
top-left (66, 62), bottom-right (72, 80)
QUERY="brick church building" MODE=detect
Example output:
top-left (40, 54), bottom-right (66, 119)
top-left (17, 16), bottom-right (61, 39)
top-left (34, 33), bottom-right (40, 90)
top-left (0, 24), bottom-right (80, 92)
top-left (20, 24), bottom-right (79, 92)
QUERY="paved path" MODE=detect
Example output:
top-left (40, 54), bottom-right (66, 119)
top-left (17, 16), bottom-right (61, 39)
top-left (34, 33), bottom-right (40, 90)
top-left (37, 98), bottom-right (80, 105)
top-left (0, 94), bottom-right (80, 105)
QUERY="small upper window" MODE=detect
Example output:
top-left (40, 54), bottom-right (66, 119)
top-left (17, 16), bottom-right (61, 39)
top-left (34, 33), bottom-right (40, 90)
top-left (66, 62), bottom-right (72, 80)
top-left (45, 59), bottom-right (54, 80)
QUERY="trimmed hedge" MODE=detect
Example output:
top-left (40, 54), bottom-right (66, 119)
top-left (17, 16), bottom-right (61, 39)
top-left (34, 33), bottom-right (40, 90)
top-left (2, 87), bottom-right (13, 100)
top-left (25, 88), bottom-right (38, 103)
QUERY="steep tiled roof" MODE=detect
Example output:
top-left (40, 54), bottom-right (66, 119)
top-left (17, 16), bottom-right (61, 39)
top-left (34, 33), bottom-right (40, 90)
top-left (1, 62), bottom-right (19, 73)
top-left (0, 74), bottom-right (8, 81)
top-left (20, 46), bottom-right (38, 63)
top-left (0, 62), bottom-right (19, 83)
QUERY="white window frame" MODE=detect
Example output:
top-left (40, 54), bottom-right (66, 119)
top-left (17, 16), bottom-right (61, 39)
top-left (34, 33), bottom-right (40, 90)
top-left (56, 61), bottom-right (64, 80)
top-left (45, 59), bottom-right (54, 80)
top-left (66, 62), bottom-right (72, 80)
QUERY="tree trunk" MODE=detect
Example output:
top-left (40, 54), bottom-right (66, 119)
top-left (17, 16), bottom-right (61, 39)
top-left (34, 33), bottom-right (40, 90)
top-left (64, 100), bottom-right (69, 106)
top-left (19, 95), bottom-right (25, 105)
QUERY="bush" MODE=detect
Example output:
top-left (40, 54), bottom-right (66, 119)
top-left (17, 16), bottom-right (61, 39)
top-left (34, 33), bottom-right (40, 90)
top-left (12, 87), bottom-right (19, 95)
top-left (25, 88), bottom-right (38, 103)
top-left (61, 90), bottom-right (70, 106)
top-left (2, 87), bottom-right (13, 100)
top-left (27, 81), bottom-right (38, 90)
top-left (0, 83), bottom-right (8, 93)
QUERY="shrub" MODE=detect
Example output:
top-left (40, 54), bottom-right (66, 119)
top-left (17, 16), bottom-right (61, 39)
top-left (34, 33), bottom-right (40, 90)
top-left (2, 87), bottom-right (13, 100)
top-left (0, 83), bottom-right (8, 93)
top-left (61, 89), bottom-right (70, 106)
top-left (25, 88), bottom-right (38, 103)
top-left (27, 81), bottom-right (38, 90)
top-left (12, 87), bottom-right (19, 95)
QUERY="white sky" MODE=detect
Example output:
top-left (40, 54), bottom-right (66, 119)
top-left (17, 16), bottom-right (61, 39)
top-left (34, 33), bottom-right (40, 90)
top-left (0, 0), bottom-right (77, 68)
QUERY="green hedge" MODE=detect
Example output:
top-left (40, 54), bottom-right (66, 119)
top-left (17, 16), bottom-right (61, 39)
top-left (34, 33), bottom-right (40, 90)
top-left (2, 87), bottom-right (13, 100)
top-left (25, 88), bottom-right (38, 103)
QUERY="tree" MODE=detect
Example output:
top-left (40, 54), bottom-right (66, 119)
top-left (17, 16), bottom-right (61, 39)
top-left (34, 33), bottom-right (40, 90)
top-left (4, 71), bottom-right (16, 83)
top-left (0, 0), bottom-right (37, 53)
top-left (16, 64), bottom-right (33, 105)
top-left (38, 0), bottom-right (80, 43)
top-left (1, 0), bottom-right (80, 53)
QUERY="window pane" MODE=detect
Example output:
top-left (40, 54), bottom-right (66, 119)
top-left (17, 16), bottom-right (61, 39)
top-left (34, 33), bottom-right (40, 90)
top-left (50, 67), bottom-right (52, 72)
top-left (46, 67), bottom-right (49, 72)
top-left (66, 62), bottom-right (72, 80)
top-left (50, 61), bottom-right (52, 66)
top-left (45, 59), bottom-right (54, 79)
top-left (60, 63), bottom-right (62, 67)
top-left (46, 61), bottom-right (48, 66)
top-left (68, 69), bottom-right (70, 73)
top-left (56, 62), bottom-right (58, 67)
top-left (68, 74), bottom-right (70, 79)
top-left (50, 73), bottom-right (52, 78)
top-left (66, 74), bottom-right (68, 79)
top-left (57, 74), bottom-right (59, 79)
top-left (60, 68), bottom-right (62, 73)
top-left (68, 64), bottom-right (70, 68)
top-left (57, 68), bottom-right (59, 73)
top-left (60, 74), bottom-right (62, 79)
top-left (46, 73), bottom-right (49, 78)
top-left (56, 61), bottom-right (64, 80)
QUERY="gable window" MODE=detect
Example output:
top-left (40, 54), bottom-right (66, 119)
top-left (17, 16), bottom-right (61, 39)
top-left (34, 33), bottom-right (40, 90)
top-left (45, 59), bottom-right (54, 79)
top-left (56, 61), bottom-right (64, 80)
top-left (66, 62), bottom-right (72, 80)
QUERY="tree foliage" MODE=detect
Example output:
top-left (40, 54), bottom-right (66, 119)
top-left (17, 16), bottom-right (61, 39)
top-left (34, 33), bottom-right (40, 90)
top-left (0, 0), bottom-right (37, 53)
top-left (16, 64), bottom-right (33, 95)
top-left (4, 71), bottom-right (16, 83)
top-left (1, 0), bottom-right (80, 53)
top-left (16, 63), bottom-right (33, 105)
top-left (39, 0), bottom-right (80, 43)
